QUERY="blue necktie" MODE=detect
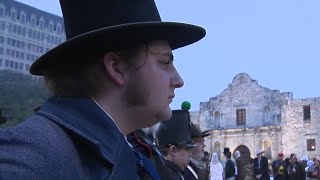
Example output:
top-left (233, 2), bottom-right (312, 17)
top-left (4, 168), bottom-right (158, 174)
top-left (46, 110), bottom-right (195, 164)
top-left (133, 150), bottom-right (161, 180)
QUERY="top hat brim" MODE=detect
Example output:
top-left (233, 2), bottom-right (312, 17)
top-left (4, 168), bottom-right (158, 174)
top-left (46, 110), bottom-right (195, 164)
top-left (182, 144), bottom-right (198, 148)
top-left (191, 132), bottom-right (211, 139)
top-left (30, 21), bottom-right (205, 75)
top-left (173, 141), bottom-right (198, 148)
top-left (200, 129), bottom-right (212, 138)
top-left (256, 150), bottom-right (264, 155)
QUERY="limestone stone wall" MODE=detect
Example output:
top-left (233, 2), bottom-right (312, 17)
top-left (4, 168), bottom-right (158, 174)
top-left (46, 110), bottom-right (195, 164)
top-left (197, 73), bottom-right (292, 129)
top-left (282, 98), bottom-right (320, 158)
top-left (190, 73), bottom-right (320, 160)
top-left (205, 126), bottom-right (281, 160)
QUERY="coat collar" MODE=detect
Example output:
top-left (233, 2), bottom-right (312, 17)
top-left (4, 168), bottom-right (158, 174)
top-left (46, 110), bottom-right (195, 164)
top-left (36, 96), bottom-right (125, 165)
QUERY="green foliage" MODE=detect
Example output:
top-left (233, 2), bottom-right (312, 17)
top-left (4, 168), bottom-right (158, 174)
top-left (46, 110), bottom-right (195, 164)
top-left (0, 70), bottom-right (49, 127)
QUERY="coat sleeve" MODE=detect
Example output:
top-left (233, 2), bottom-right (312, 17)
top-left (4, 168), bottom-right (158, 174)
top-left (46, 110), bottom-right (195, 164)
top-left (0, 116), bottom-right (84, 179)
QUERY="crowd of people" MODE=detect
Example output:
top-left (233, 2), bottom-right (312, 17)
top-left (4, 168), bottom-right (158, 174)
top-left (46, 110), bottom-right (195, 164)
top-left (207, 150), bottom-right (320, 180)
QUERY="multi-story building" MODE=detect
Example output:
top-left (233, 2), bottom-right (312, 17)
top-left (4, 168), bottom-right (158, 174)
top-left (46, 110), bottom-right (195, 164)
top-left (191, 73), bottom-right (320, 161)
top-left (0, 0), bottom-right (65, 74)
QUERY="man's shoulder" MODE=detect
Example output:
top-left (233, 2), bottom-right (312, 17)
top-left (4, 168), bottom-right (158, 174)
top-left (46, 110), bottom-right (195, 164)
top-left (1, 114), bottom-right (75, 150)
top-left (0, 115), bottom-right (82, 177)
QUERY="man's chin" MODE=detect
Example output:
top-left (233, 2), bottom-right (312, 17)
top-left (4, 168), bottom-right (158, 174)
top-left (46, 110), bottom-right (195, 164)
top-left (155, 107), bottom-right (172, 122)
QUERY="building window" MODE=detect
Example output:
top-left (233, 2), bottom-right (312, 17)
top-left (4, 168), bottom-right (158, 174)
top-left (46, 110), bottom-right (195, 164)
top-left (0, 21), bottom-right (5, 31)
top-left (236, 109), bottom-right (246, 125)
top-left (277, 113), bottom-right (281, 123)
top-left (5, 60), bottom-right (9, 67)
top-left (31, 16), bottom-right (36, 26)
top-left (19, 63), bottom-right (23, 70)
top-left (0, 36), bottom-right (3, 44)
top-left (303, 105), bottom-right (311, 121)
top-left (307, 139), bottom-right (316, 151)
top-left (25, 64), bottom-right (30, 71)
top-left (0, 8), bottom-right (4, 16)
top-left (20, 14), bottom-right (26, 23)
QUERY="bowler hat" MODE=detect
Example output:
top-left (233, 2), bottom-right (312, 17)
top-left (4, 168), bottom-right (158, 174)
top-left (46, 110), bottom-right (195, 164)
top-left (156, 110), bottom-right (197, 148)
top-left (30, 0), bottom-right (206, 75)
top-left (190, 123), bottom-right (211, 138)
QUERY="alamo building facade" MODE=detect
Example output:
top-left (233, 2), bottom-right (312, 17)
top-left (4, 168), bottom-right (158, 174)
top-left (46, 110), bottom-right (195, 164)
top-left (190, 73), bottom-right (320, 161)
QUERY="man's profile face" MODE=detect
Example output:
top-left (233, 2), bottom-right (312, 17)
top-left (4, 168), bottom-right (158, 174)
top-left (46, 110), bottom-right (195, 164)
top-left (257, 153), bottom-right (262, 158)
top-left (125, 40), bottom-right (184, 126)
top-left (192, 137), bottom-right (206, 160)
top-left (171, 146), bottom-right (193, 171)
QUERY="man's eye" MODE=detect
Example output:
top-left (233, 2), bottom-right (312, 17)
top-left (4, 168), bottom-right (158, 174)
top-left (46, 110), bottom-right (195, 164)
top-left (160, 61), bottom-right (172, 68)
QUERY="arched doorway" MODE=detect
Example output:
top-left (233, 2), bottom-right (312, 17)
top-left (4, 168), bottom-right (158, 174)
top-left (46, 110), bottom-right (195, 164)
top-left (264, 139), bottom-right (272, 159)
top-left (234, 145), bottom-right (251, 164)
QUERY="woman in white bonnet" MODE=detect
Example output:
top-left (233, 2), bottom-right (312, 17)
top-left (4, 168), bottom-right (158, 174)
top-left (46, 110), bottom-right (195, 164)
top-left (210, 152), bottom-right (223, 180)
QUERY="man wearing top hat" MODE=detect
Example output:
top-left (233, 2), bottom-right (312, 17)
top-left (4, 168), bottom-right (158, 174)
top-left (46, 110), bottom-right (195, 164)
top-left (253, 150), bottom-right (270, 180)
top-left (156, 107), bottom-right (197, 180)
top-left (182, 123), bottom-right (211, 180)
top-left (0, 0), bottom-right (205, 179)
top-left (222, 147), bottom-right (238, 179)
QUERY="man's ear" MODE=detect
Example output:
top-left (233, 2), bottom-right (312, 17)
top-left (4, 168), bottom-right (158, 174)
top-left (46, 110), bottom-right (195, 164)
top-left (169, 145), bottom-right (177, 156)
top-left (102, 52), bottom-right (127, 87)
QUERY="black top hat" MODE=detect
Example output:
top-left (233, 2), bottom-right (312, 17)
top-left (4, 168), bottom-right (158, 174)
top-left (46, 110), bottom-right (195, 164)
top-left (30, 0), bottom-right (206, 75)
top-left (156, 110), bottom-right (197, 148)
top-left (190, 123), bottom-right (211, 138)
top-left (223, 147), bottom-right (230, 154)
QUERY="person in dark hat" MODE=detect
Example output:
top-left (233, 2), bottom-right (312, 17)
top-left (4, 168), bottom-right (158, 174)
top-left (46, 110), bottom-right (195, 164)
top-left (181, 121), bottom-right (212, 180)
top-left (156, 106), bottom-right (197, 180)
top-left (253, 150), bottom-right (270, 180)
top-left (0, 0), bottom-right (205, 179)
top-left (222, 147), bottom-right (238, 179)
top-left (224, 147), bottom-right (231, 155)
top-left (272, 152), bottom-right (288, 180)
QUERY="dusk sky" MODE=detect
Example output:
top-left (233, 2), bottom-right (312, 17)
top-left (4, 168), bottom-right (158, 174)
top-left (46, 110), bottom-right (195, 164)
top-left (16, 0), bottom-right (320, 111)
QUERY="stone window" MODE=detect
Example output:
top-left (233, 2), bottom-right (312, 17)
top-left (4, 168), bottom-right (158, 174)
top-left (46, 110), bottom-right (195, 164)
top-left (303, 105), bottom-right (311, 121)
top-left (277, 113), bottom-right (281, 123)
top-left (214, 111), bottom-right (220, 128)
top-left (236, 109), bottom-right (246, 125)
top-left (263, 106), bottom-right (271, 124)
top-left (307, 139), bottom-right (316, 151)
